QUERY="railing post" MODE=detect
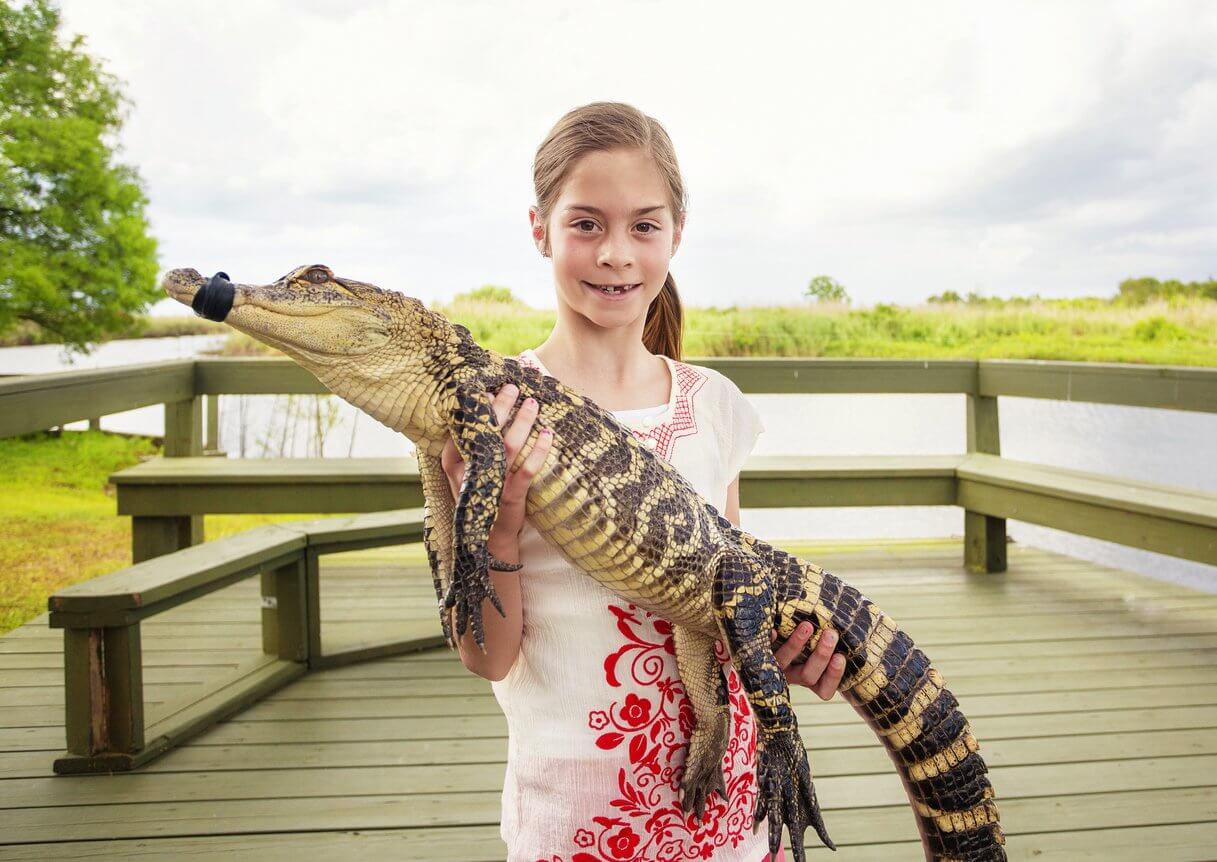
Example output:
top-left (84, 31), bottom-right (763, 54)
top-left (164, 397), bottom-right (203, 456)
top-left (157, 396), bottom-right (204, 555)
top-left (204, 394), bottom-right (221, 455)
top-left (965, 394), bottom-right (1007, 573)
top-left (63, 624), bottom-right (145, 759)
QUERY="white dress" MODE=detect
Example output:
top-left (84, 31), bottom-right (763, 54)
top-left (492, 348), bottom-right (770, 862)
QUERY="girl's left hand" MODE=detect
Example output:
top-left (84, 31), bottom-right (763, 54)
top-left (714, 625), bottom-right (845, 702)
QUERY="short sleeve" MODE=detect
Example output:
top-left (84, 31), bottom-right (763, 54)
top-left (724, 382), bottom-right (765, 481)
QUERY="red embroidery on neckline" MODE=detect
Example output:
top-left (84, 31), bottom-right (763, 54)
top-left (515, 350), bottom-right (707, 462)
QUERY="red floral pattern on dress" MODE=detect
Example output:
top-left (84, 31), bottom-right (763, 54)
top-left (515, 350), bottom-right (760, 862)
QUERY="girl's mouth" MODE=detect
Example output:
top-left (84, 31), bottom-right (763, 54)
top-left (583, 281), bottom-right (641, 300)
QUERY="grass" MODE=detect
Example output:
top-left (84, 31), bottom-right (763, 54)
top-left (215, 295), bottom-right (1217, 366)
top-left (0, 431), bottom-right (310, 634)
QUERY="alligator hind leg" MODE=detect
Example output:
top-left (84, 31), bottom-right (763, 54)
top-left (417, 451), bottom-right (457, 648)
top-left (673, 624), bottom-right (731, 822)
top-left (711, 548), bottom-right (834, 862)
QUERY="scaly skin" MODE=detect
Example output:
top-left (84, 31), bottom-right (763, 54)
top-left (164, 264), bottom-right (1007, 861)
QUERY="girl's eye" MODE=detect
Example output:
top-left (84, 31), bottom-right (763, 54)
top-left (573, 220), bottom-right (660, 234)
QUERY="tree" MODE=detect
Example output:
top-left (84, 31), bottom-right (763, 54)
top-left (0, 0), bottom-right (159, 351)
top-left (805, 275), bottom-right (849, 304)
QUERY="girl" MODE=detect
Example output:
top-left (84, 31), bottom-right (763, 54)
top-left (441, 102), bottom-right (845, 862)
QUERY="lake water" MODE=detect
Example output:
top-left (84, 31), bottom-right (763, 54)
top-left (4, 337), bottom-right (1215, 593)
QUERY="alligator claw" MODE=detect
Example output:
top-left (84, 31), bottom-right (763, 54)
top-left (679, 710), bottom-right (731, 822)
top-left (753, 727), bottom-right (834, 860)
top-left (446, 539), bottom-right (505, 651)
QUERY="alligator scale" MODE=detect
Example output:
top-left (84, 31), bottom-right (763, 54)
top-left (165, 265), bottom-right (1006, 861)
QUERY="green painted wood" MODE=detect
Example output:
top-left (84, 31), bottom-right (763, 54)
top-left (194, 357), bottom-right (328, 395)
top-left (702, 357), bottom-right (979, 394)
top-left (13, 541), bottom-right (1217, 858)
top-left (60, 629), bottom-right (97, 756)
top-left (131, 515), bottom-right (201, 564)
top-left (959, 456), bottom-right (1217, 565)
top-left (979, 358), bottom-right (1217, 413)
top-left (965, 392), bottom-right (1006, 572)
top-left (204, 394), bottom-right (220, 451)
top-left (53, 655), bottom-right (304, 774)
top-left (270, 559), bottom-right (308, 662)
top-left (0, 361), bottom-right (194, 439)
top-left (59, 625), bottom-right (144, 758)
top-left (51, 524), bottom-right (306, 614)
top-left (0, 825), bottom-right (509, 861)
top-left (9, 753), bottom-right (1217, 818)
top-left (104, 623), bottom-right (144, 754)
top-left (163, 397), bottom-right (202, 457)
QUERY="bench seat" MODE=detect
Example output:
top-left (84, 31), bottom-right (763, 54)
top-left (110, 453), bottom-right (1217, 566)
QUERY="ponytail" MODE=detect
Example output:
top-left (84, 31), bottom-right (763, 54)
top-left (643, 273), bottom-right (684, 361)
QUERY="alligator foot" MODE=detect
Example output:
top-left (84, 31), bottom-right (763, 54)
top-left (678, 708), bottom-right (731, 822)
top-left (753, 727), bottom-right (834, 861)
top-left (444, 539), bottom-right (504, 650)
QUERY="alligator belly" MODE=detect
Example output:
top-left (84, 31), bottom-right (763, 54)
top-left (529, 471), bottom-right (716, 630)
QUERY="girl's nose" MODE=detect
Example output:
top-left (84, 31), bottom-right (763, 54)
top-left (596, 230), bottom-right (634, 269)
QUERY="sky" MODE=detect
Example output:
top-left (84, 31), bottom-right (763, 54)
top-left (54, 0), bottom-right (1217, 312)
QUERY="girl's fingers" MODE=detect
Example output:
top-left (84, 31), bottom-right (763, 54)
top-left (492, 383), bottom-right (519, 429)
top-left (813, 651), bottom-right (847, 702)
top-left (794, 629), bottom-right (839, 692)
top-left (503, 396), bottom-right (538, 462)
top-left (518, 427), bottom-right (553, 476)
top-left (502, 427), bottom-right (552, 502)
top-left (773, 622), bottom-right (814, 670)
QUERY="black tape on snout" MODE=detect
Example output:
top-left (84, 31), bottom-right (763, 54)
top-left (192, 272), bottom-right (235, 322)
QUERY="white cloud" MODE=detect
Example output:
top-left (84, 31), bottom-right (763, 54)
top-left (56, 0), bottom-right (1217, 311)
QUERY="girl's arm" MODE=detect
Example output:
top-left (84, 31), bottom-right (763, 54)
top-left (442, 383), bottom-right (552, 682)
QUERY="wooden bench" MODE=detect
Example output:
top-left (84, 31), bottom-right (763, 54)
top-left (111, 454), bottom-right (964, 561)
top-left (47, 509), bottom-right (432, 774)
top-left (111, 453), bottom-right (1217, 568)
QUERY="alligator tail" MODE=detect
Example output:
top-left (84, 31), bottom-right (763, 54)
top-left (799, 567), bottom-right (1007, 861)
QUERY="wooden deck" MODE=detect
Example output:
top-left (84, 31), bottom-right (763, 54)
top-left (2, 540), bottom-right (1217, 860)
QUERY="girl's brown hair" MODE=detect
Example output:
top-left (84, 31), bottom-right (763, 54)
top-left (533, 102), bottom-right (687, 360)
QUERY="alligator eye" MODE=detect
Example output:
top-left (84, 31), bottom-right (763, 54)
top-left (306, 269), bottom-right (329, 284)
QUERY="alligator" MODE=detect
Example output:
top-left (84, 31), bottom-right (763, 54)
top-left (164, 264), bottom-right (1006, 862)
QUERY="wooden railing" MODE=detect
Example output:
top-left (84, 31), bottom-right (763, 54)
top-left (4, 356), bottom-right (1213, 569)
top-left (4, 356), bottom-right (1213, 774)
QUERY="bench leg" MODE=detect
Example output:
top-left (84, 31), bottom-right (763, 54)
top-left (63, 624), bottom-right (145, 757)
top-left (965, 511), bottom-right (1007, 573)
top-left (132, 515), bottom-right (203, 563)
top-left (261, 559), bottom-right (309, 661)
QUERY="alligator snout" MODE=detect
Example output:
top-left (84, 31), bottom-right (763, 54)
top-left (162, 268), bottom-right (235, 321)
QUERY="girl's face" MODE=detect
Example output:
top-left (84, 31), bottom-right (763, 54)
top-left (531, 147), bottom-right (684, 333)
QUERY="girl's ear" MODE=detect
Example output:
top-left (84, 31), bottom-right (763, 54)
top-left (529, 207), bottom-right (549, 257)
top-left (671, 211), bottom-right (686, 257)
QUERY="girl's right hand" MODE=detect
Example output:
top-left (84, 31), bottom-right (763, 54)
top-left (440, 383), bottom-right (553, 541)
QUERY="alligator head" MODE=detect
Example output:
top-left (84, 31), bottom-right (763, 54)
top-left (162, 264), bottom-right (454, 443)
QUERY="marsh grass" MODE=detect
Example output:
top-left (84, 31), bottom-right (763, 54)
top-left (0, 431), bottom-right (311, 634)
top-left (217, 295), bottom-right (1217, 365)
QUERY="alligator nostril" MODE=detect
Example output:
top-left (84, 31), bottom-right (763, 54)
top-left (192, 271), bottom-right (236, 322)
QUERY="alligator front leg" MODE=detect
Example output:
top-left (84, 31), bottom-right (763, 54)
top-left (673, 624), bottom-right (731, 822)
top-left (712, 549), bottom-right (834, 862)
top-left (443, 385), bottom-right (514, 650)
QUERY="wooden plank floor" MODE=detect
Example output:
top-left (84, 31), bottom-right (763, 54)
top-left (2, 540), bottom-right (1216, 860)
